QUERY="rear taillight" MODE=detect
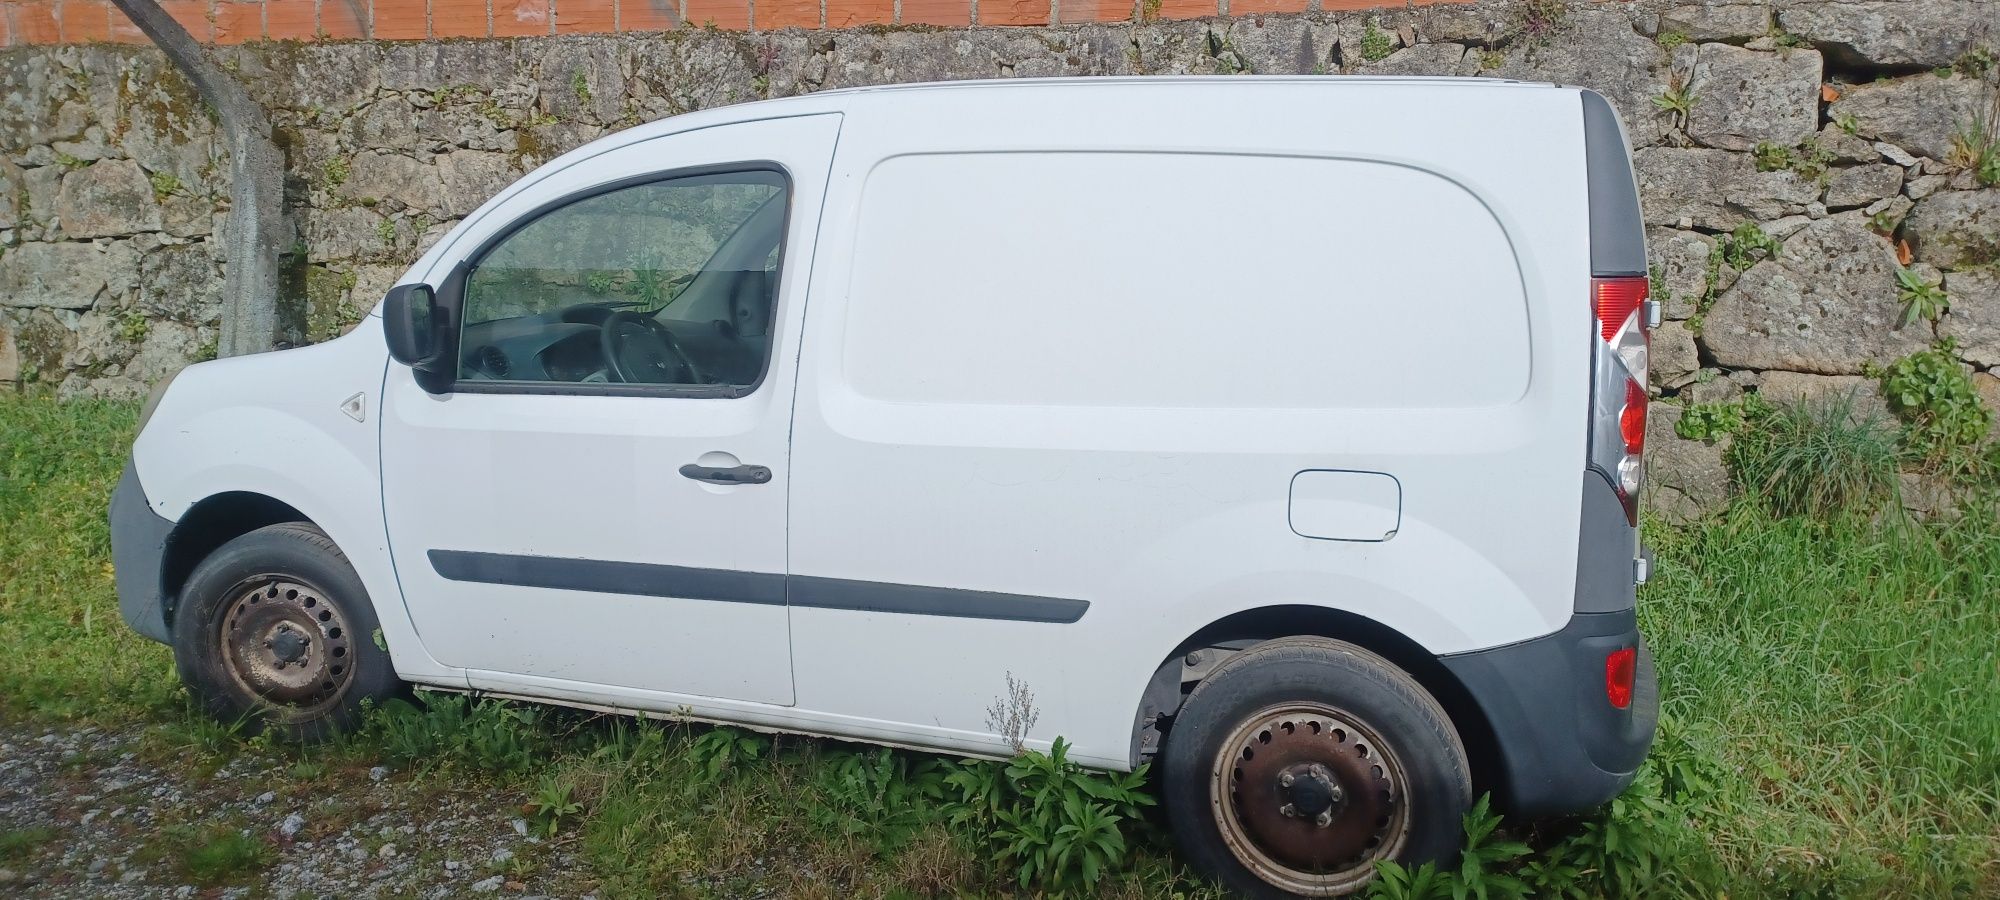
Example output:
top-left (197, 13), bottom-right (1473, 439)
top-left (1594, 277), bottom-right (1648, 343)
top-left (1621, 380), bottom-right (1647, 454)
top-left (1604, 646), bottom-right (1636, 709)
top-left (1589, 276), bottom-right (1652, 524)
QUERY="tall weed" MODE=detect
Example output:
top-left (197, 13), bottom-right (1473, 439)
top-left (1726, 393), bottom-right (1901, 517)
top-left (362, 692), bottom-right (544, 775)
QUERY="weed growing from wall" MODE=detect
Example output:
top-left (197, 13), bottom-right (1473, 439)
top-left (1726, 393), bottom-right (1902, 518)
top-left (1895, 266), bottom-right (1950, 326)
top-left (1359, 20), bottom-right (1395, 63)
top-left (1879, 344), bottom-right (1994, 466)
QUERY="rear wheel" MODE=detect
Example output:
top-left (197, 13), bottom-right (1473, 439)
top-left (172, 523), bottom-right (401, 741)
top-left (1162, 637), bottom-right (1471, 897)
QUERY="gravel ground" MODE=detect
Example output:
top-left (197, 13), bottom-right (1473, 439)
top-left (0, 722), bottom-right (594, 898)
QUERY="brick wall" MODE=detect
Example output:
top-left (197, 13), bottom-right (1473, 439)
top-left (0, 0), bottom-right (1447, 43)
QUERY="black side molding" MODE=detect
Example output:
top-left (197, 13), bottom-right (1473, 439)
top-left (1581, 90), bottom-right (1648, 277)
top-left (427, 549), bottom-right (1089, 624)
top-left (1574, 471), bottom-right (1638, 614)
top-left (430, 549), bottom-right (787, 605)
top-left (110, 459), bottom-right (177, 645)
top-left (1442, 608), bottom-right (1658, 818)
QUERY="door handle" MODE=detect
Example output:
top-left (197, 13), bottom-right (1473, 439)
top-left (679, 463), bottom-right (772, 485)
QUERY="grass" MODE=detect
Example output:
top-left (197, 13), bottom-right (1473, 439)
top-left (134, 822), bottom-right (275, 886)
top-left (0, 396), bottom-right (176, 721)
top-left (1726, 393), bottom-right (1903, 518)
top-left (0, 826), bottom-right (57, 863)
top-left (1640, 507), bottom-right (2000, 894)
top-left (2, 393), bottom-right (1997, 896)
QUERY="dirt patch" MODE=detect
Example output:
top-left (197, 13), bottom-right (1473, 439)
top-left (0, 723), bottom-right (595, 898)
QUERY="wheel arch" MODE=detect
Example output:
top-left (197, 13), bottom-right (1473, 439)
top-left (1132, 604), bottom-right (1504, 802)
top-left (159, 491), bottom-right (312, 630)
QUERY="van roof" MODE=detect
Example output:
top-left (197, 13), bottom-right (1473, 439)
top-left (798, 74), bottom-right (1557, 98)
top-left (547, 75), bottom-right (1576, 165)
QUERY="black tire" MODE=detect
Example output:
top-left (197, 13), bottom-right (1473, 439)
top-left (1162, 637), bottom-right (1471, 898)
top-left (172, 522), bottom-right (401, 741)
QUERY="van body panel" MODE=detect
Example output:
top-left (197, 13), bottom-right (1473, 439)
top-left (786, 80), bottom-right (1595, 767)
top-left (841, 152), bottom-right (1530, 409)
top-left (373, 114), bottom-right (843, 705)
top-left (123, 315), bottom-right (456, 682)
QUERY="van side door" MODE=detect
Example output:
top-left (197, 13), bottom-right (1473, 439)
top-left (377, 115), bottom-right (840, 707)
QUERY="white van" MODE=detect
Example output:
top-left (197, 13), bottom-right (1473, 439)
top-left (112, 77), bottom-right (1658, 897)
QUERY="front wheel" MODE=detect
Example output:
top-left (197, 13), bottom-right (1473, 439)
top-left (1162, 637), bottom-right (1471, 898)
top-left (172, 522), bottom-right (401, 741)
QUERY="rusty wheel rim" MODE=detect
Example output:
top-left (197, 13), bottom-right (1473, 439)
top-left (218, 576), bottom-right (355, 719)
top-left (1210, 703), bottom-right (1411, 895)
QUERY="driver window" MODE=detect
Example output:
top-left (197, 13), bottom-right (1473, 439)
top-left (458, 170), bottom-right (788, 390)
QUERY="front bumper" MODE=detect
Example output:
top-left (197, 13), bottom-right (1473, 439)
top-left (1441, 608), bottom-right (1659, 818)
top-left (109, 459), bottom-right (176, 644)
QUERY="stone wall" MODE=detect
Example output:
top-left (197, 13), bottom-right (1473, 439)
top-left (1, 0), bottom-right (1996, 518)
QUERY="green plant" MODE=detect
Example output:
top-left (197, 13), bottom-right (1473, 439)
top-left (1835, 111), bottom-right (1861, 135)
top-left (1549, 794), bottom-right (1679, 897)
top-left (1675, 397), bottom-right (1751, 442)
top-left (525, 771), bottom-right (584, 837)
top-left (1751, 141), bottom-right (1794, 172)
top-left (142, 824), bottom-right (273, 886)
top-left (804, 747), bottom-right (949, 852)
top-left (1478, 50), bottom-right (1505, 70)
top-left (1752, 139), bottom-right (1834, 181)
top-left (950, 737), bottom-right (1154, 893)
top-left (1726, 393), bottom-right (1902, 517)
top-left (686, 725), bottom-right (768, 783)
top-left (1359, 20), bottom-right (1395, 62)
top-left (1896, 266), bottom-right (1949, 326)
top-left (53, 151), bottom-right (88, 171)
top-left (1369, 858), bottom-right (1455, 900)
top-left (571, 70), bottom-right (592, 104)
top-left (1791, 138), bottom-right (1836, 181)
top-left (118, 309), bottom-right (150, 344)
top-left (1869, 207), bottom-right (1902, 235)
top-left (192, 337), bottom-right (219, 362)
top-left (377, 217), bottom-right (397, 246)
top-left (1947, 91), bottom-right (1999, 187)
top-left (1954, 46), bottom-right (1995, 79)
top-left (1365, 797), bottom-right (1530, 899)
top-left (1520, 0), bottom-right (1568, 39)
top-left (1718, 222), bottom-right (1777, 271)
top-left (1882, 346), bottom-right (1994, 463)
top-left (322, 156), bottom-right (350, 188)
top-left (0, 827), bottom-right (56, 863)
top-left (1655, 30), bottom-right (1687, 50)
top-left (1653, 78), bottom-right (1695, 125)
top-left (363, 692), bottom-right (543, 775)
top-left (148, 170), bottom-right (181, 201)
top-left (1449, 795), bottom-right (1532, 898)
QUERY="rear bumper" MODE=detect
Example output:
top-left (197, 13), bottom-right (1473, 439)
top-left (109, 459), bottom-right (175, 644)
top-left (1441, 608), bottom-right (1658, 819)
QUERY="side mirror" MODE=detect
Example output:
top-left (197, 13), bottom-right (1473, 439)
top-left (383, 283), bottom-right (441, 368)
top-left (384, 264), bottom-right (468, 394)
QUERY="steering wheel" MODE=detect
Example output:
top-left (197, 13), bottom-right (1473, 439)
top-left (600, 311), bottom-right (703, 385)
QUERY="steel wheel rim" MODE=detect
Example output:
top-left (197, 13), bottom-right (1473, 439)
top-left (218, 575), bottom-right (355, 718)
top-left (1209, 702), bottom-right (1412, 895)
